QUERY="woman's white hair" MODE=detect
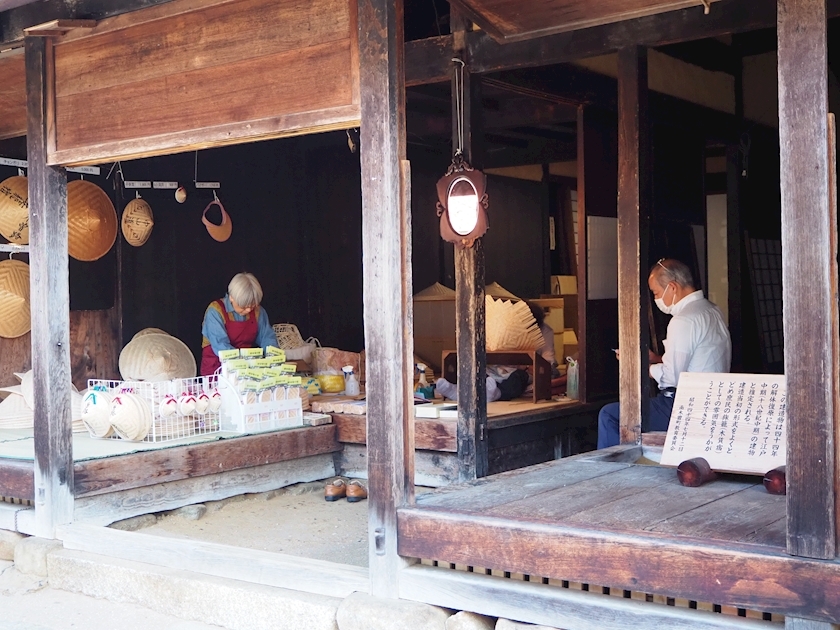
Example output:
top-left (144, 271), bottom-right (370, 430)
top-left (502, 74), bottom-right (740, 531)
top-left (228, 273), bottom-right (263, 308)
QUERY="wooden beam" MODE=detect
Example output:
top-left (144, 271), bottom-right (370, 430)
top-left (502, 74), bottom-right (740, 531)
top-left (452, 12), bottom-right (488, 482)
top-left (59, 522), bottom-right (369, 598)
top-left (0, 458), bottom-right (34, 501)
top-left (358, 0), bottom-right (414, 598)
top-left (73, 454), bottom-right (336, 526)
top-left (73, 425), bottom-right (340, 497)
top-left (616, 46), bottom-right (650, 444)
top-left (397, 507), bottom-right (840, 623)
top-left (25, 35), bottom-right (73, 539)
top-left (399, 564), bottom-right (770, 630)
top-left (405, 0), bottom-right (840, 85)
top-left (23, 19), bottom-right (96, 37)
top-left (777, 0), bottom-right (836, 560)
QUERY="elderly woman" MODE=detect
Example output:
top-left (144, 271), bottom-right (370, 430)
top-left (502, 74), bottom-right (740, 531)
top-left (200, 272), bottom-right (277, 375)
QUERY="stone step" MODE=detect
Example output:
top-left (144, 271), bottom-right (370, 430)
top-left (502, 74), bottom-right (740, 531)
top-left (48, 547), bottom-right (343, 630)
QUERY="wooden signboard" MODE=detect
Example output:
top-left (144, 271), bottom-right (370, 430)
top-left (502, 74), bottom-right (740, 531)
top-left (47, 0), bottom-right (360, 165)
top-left (659, 372), bottom-right (787, 475)
top-left (0, 49), bottom-right (26, 140)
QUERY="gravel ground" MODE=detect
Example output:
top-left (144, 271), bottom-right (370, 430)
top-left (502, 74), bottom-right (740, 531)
top-left (132, 479), bottom-right (372, 567)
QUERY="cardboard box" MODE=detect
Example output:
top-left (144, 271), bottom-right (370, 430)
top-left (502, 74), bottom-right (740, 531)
top-left (413, 283), bottom-right (456, 373)
top-left (531, 297), bottom-right (564, 363)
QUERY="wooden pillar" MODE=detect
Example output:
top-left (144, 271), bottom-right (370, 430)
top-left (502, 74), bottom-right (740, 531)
top-left (452, 11), bottom-right (488, 481)
top-left (25, 35), bottom-right (73, 538)
top-left (358, 0), bottom-right (414, 597)
top-left (777, 0), bottom-right (836, 560)
top-left (616, 46), bottom-right (650, 444)
top-left (725, 144), bottom-right (743, 372)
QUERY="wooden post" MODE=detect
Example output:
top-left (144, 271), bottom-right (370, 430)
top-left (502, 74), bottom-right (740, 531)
top-left (777, 0), bottom-right (836, 560)
top-left (452, 11), bottom-right (488, 481)
top-left (616, 46), bottom-right (650, 444)
top-left (25, 35), bottom-right (73, 538)
top-left (358, 0), bottom-right (414, 597)
top-left (725, 144), bottom-right (743, 372)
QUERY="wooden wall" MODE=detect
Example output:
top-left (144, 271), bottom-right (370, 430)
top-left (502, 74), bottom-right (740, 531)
top-left (0, 50), bottom-right (25, 141)
top-left (118, 133), bottom-right (365, 361)
top-left (49, 0), bottom-right (360, 165)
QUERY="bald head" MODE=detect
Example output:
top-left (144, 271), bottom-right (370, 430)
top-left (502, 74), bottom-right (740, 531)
top-left (649, 258), bottom-right (694, 291)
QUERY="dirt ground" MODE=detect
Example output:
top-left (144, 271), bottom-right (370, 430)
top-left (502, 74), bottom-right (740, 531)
top-left (131, 479), bottom-right (375, 567)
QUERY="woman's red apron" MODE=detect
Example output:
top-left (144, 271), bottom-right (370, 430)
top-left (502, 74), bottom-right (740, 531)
top-left (200, 299), bottom-right (258, 375)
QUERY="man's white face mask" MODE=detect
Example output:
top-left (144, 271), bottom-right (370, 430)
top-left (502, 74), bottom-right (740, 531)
top-left (655, 283), bottom-right (676, 315)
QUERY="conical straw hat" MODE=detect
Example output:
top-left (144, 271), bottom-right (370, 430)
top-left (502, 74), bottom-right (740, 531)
top-left (119, 332), bottom-right (197, 381)
top-left (109, 393), bottom-right (151, 441)
top-left (121, 197), bottom-right (154, 247)
top-left (67, 180), bottom-right (118, 261)
top-left (485, 282), bottom-right (521, 301)
top-left (132, 327), bottom-right (170, 340)
top-left (0, 176), bottom-right (29, 244)
top-left (413, 282), bottom-right (456, 301)
top-left (0, 259), bottom-right (30, 338)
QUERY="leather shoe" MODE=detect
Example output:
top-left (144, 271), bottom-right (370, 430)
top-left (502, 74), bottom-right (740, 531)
top-left (324, 478), bottom-right (346, 501)
top-left (346, 480), bottom-right (368, 503)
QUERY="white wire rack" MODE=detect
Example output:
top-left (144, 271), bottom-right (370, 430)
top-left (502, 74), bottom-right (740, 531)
top-left (86, 376), bottom-right (221, 443)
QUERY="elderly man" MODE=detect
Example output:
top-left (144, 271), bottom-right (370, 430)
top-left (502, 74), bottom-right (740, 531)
top-left (597, 258), bottom-right (732, 449)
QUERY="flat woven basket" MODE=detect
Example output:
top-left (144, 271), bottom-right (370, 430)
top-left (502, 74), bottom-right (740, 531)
top-left (273, 323), bottom-right (306, 349)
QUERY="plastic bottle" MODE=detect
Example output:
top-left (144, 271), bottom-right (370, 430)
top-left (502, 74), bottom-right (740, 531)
top-left (343, 365), bottom-right (360, 396)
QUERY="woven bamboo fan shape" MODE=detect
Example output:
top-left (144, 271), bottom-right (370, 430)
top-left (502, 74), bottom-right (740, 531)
top-left (67, 180), bottom-right (118, 261)
top-left (0, 176), bottom-right (29, 244)
top-left (485, 295), bottom-right (542, 352)
top-left (0, 259), bottom-right (30, 338)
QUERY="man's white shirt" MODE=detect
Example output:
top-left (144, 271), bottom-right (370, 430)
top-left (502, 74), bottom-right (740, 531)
top-left (650, 290), bottom-right (731, 389)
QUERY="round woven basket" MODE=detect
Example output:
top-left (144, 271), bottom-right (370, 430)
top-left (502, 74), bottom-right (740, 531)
top-left (67, 180), bottom-right (118, 261)
top-left (0, 176), bottom-right (29, 244)
top-left (0, 259), bottom-right (30, 338)
top-left (121, 197), bottom-right (154, 247)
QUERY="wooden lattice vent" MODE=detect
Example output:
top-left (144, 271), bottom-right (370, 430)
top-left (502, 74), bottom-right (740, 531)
top-left (419, 559), bottom-right (784, 624)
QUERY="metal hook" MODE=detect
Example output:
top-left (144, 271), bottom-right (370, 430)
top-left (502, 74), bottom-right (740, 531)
top-left (135, 190), bottom-right (140, 199)
top-left (213, 190), bottom-right (219, 202)
top-left (700, 0), bottom-right (710, 14)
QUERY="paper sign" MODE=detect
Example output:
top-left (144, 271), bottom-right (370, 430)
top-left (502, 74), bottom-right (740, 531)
top-left (67, 165), bottom-right (101, 175)
top-left (124, 180), bottom-right (151, 189)
top-left (195, 181), bottom-right (221, 189)
top-left (153, 181), bottom-right (178, 189)
top-left (659, 372), bottom-right (787, 475)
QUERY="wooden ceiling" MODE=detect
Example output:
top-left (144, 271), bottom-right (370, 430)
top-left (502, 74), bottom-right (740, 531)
top-left (448, 0), bottom-right (721, 43)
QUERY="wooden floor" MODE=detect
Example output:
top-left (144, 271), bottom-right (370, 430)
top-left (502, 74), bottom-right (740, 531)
top-left (411, 449), bottom-right (785, 548)
top-left (397, 445), bottom-right (840, 622)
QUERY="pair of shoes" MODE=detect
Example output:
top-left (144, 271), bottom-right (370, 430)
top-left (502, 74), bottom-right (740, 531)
top-left (346, 480), bottom-right (368, 503)
top-left (324, 478), bottom-right (347, 501)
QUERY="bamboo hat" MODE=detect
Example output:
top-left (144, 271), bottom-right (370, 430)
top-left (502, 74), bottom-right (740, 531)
top-left (0, 176), bottom-right (29, 244)
top-left (67, 180), bottom-right (118, 261)
top-left (109, 392), bottom-right (152, 441)
top-left (132, 327), bottom-right (170, 340)
top-left (202, 198), bottom-right (232, 242)
top-left (121, 197), bottom-right (154, 247)
top-left (119, 332), bottom-right (197, 382)
top-left (0, 259), bottom-right (30, 338)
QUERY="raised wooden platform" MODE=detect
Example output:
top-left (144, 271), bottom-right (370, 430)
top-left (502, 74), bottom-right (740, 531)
top-left (333, 398), bottom-right (601, 485)
top-left (0, 425), bottom-right (340, 502)
top-left (397, 445), bottom-right (840, 623)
